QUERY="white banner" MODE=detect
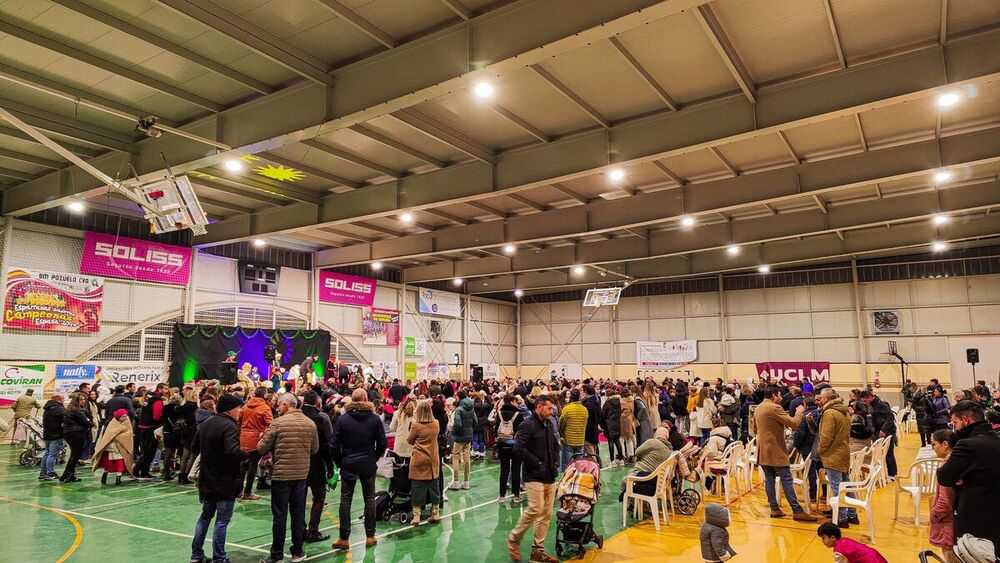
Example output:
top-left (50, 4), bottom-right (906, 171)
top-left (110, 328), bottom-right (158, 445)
top-left (0, 365), bottom-right (46, 407)
top-left (417, 288), bottom-right (461, 317)
top-left (547, 363), bottom-right (582, 381)
top-left (99, 365), bottom-right (167, 390)
top-left (372, 361), bottom-right (398, 380)
top-left (636, 340), bottom-right (698, 369)
top-left (483, 363), bottom-right (500, 380)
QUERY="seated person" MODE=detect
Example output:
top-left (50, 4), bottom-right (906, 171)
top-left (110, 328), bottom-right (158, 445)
top-left (620, 426), bottom-right (673, 499)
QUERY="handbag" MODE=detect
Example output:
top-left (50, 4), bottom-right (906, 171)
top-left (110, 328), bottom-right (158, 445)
top-left (375, 451), bottom-right (394, 479)
top-left (188, 454), bottom-right (201, 481)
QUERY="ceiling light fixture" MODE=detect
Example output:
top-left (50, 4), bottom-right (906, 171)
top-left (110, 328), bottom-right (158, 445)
top-left (608, 168), bottom-right (625, 181)
top-left (66, 201), bottom-right (85, 213)
top-left (726, 245), bottom-right (741, 256)
top-left (681, 216), bottom-right (696, 228)
top-left (371, 261), bottom-right (383, 271)
top-left (253, 239), bottom-right (266, 247)
top-left (514, 289), bottom-right (524, 298)
top-left (573, 265), bottom-right (586, 275)
top-left (758, 265), bottom-right (771, 274)
top-left (932, 214), bottom-right (949, 225)
top-left (936, 92), bottom-right (960, 107)
top-left (933, 170), bottom-right (953, 183)
top-left (399, 212), bottom-right (414, 224)
top-left (932, 241), bottom-right (948, 252)
top-left (453, 277), bottom-right (464, 286)
top-left (224, 159), bottom-right (244, 172)
top-left (474, 82), bottom-right (494, 98)
top-left (503, 244), bottom-right (516, 255)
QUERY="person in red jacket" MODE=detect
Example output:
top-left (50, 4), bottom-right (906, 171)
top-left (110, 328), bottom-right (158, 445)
top-left (817, 523), bottom-right (887, 563)
top-left (238, 386), bottom-right (274, 500)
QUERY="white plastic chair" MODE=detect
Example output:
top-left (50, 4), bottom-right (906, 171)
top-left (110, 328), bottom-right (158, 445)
top-left (894, 458), bottom-right (942, 526)
top-left (785, 452), bottom-right (814, 514)
top-left (738, 437), bottom-right (757, 490)
top-left (863, 437), bottom-right (889, 488)
top-left (623, 454), bottom-right (675, 531)
top-left (848, 447), bottom-right (868, 482)
top-left (831, 463), bottom-right (881, 544)
top-left (704, 442), bottom-right (745, 505)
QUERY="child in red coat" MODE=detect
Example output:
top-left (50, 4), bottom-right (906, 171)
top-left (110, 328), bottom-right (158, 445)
top-left (817, 523), bottom-right (887, 563)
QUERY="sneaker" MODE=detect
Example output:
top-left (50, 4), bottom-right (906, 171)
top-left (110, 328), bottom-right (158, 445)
top-left (497, 495), bottom-right (506, 503)
top-left (304, 530), bottom-right (330, 543)
top-left (39, 474), bottom-right (56, 481)
top-left (462, 481), bottom-right (470, 490)
top-left (529, 548), bottom-right (558, 563)
top-left (289, 553), bottom-right (307, 563)
top-left (258, 556), bottom-right (282, 563)
top-left (241, 493), bottom-right (263, 501)
top-left (848, 514), bottom-right (860, 525)
top-left (513, 495), bottom-right (522, 503)
top-left (190, 557), bottom-right (209, 563)
top-left (448, 481), bottom-right (461, 490)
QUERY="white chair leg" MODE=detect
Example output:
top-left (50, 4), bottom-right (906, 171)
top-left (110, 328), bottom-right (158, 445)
top-left (866, 505), bottom-right (876, 544)
top-left (893, 484), bottom-right (899, 520)
top-left (913, 494), bottom-right (921, 527)
top-left (831, 498), bottom-right (840, 525)
top-left (623, 498), bottom-right (628, 527)
top-left (650, 500), bottom-right (660, 531)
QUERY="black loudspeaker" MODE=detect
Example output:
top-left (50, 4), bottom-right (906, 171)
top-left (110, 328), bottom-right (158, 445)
top-left (471, 365), bottom-right (484, 382)
top-left (966, 348), bottom-right (979, 364)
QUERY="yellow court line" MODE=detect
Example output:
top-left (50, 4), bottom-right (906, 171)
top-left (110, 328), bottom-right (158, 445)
top-left (0, 496), bottom-right (83, 563)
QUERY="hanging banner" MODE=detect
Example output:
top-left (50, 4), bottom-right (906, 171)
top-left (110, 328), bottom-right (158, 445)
top-left (3, 268), bottom-right (103, 332)
top-left (362, 307), bottom-right (400, 346)
top-left (636, 340), bottom-right (698, 369)
top-left (403, 336), bottom-right (427, 357)
top-left (101, 365), bottom-right (168, 390)
top-left (0, 365), bottom-right (46, 407)
top-left (372, 361), bottom-right (398, 380)
top-left (427, 362), bottom-right (451, 380)
top-left (81, 232), bottom-right (192, 285)
top-left (318, 271), bottom-right (377, 307)
top-left (54, 364), bottom-right (100, 394)
top-left (756, 362), bottom-right (831, 385)
top-left (547, 363), bottom-right (583, 381)
top-left (417, 288), bottom-right (461, 317)
top-left (483, 364), bottom-right (500, 380)
top-left (403, 362), bottom-right (419, 382)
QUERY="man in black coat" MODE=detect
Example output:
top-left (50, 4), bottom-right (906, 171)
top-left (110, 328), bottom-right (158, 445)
top-left (301, 391), bottom-right (335, 543)
top-left (39, 394), bottom-right (66, 480)
top-left (581, 385), bottom-right (602, 465)
top-left (330, 389), bottom-right (387, 552)
top-left (190, 394), bottom-right (247, 563)
top-left (937, 400), bottom-right (1000, 551)
top-left (103, 385), bottom-right (135, 425)
top-left (860, 391), bottom-right (898, 477)
top-left (508, 395), bottom-right (560, 563)
top-left (388, 379), bottom-right (407, 404)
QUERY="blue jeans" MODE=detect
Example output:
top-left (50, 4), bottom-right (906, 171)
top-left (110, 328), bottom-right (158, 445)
top-left (825, 468), bottom-right (857, 521)
top-left (191, 499), bottom-right (235, 562)
top-left (472, 429), bottom-right (485, 453)
top-left (40, 439), bottom-right (64, 476)
top-left (270, 479), bottom-right (308, 559)
top-left (560, 445), bottom-right (584, 471)
top-left (762, 465), bottom-right (803, 513)
top-left (700, 428), bottom-right (711, 446)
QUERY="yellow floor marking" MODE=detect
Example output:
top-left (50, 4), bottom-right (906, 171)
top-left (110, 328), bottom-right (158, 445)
top-left (0, 496), bottom-right (83, 562)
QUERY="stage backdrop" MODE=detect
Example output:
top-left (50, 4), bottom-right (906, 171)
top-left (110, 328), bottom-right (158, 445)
top-left (169, 323), bottom-right (330, 386)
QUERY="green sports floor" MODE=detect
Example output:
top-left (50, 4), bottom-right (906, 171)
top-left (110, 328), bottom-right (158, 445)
top-left (0, 444), bottom-right (634, 562)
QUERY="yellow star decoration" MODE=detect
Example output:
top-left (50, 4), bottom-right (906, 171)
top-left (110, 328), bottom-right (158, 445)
top-left (240, 154), bottom-right (262, 163)
top-left (193, 171), bottom-right (216, 180)
top-left (254, 164), bottom-right (306, 182)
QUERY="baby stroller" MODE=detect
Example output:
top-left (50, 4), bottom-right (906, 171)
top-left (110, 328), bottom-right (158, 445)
top-left (17, 417), bottom-right (65, 467)
top-left (373, 451), bottom-right (413, 524)
top-left (670, 443), bottom-right (703, 516)
top-left (555, 453), bottom-right (604, 557)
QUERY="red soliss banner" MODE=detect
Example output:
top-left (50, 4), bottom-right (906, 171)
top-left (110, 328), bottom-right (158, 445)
top-left (3, 268), bottom-right (104, 332)
top-left (756, 362), bottom-right (831, 385)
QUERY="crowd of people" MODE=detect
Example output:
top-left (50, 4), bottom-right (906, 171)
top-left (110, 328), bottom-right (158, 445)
top-left (7, 371), bottom-right (1000, 562)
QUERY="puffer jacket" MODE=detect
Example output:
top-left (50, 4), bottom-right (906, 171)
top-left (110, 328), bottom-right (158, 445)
top-left (703, 425), bottom-right (732, 461)
top-left (256, 407), bottom-right (319, 481)
top-left (451, 397), bottom-right (476, 443)
top-left (62, 407), bottom-right (93, 436)
top-left (817, 398), bottom-right (850, 473)
top-left (331, 401), bottom-right (387, 479)
top-left (699, 503), bottom-right (736, 562)
top-left (239, 397), bottom-right (274, 452)
top-left (600, 395), bottom-right (622, 437)
top-left (557, 401), bottom-right (588, 447)
top-left (671, 391), bottom-right (689, 417)
top-left (42, 399), bottom-right (66, 440)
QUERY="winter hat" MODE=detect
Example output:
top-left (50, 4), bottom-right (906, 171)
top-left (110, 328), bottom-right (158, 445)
top-left (654, 426), bottom-right (671, 441)
top-left (954, 534), bottom-right (996, 563)
top-left (113, 408), bottom-right (128, 418)
top-left (217, 394), bottom-right (245, 413)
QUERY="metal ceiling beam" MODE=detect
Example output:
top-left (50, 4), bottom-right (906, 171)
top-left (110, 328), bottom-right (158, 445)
top-left (709, 146), bottom-right (738, 176)
top-left (311, 128), bottom-right (1000, 266)
top-left (198, 197), bottom-right (255, 214)
top-left (0, 167), bottom-right (38, 181)
top-left (551, 183), bottom-right (589, 204)
top-left (530, 64), bottom-right (610, 128)
top-left (854, 114), bottom-right (869, 152)
top-left (157, 0), bottom-right (336, 87)
top-left (49, 0), bottom-right (274, 95)
top-left (440, 0), bottom-right (473, 20)
top-left (466, 214), bottom-right (1000, 293)
top-left (0, 21), bottom-right (224, 112)
top-left (940, 0), bottom-right (949, 44)
top-left (355, 221), bottom-right (402, 237)
top-left (0, 99), bottom-right (134, 152)
top-left (693, 4), bottom-right (756, 104)
top-left (484, 102), bottom-right (550, 143)
top-left (776, 130), bottom-right (801, 164)
top-left (507, 193), bottom-right (546, 213)
top-left (191, 178), bottom-right (288, 206)
top-left (316, 0), bottom-right (398, 49)
top-left (0, 125), bottom-right (101, 158)
top-left (203, 168), bottom-right (323, 205)
top-left (299, 139), bottom-right (402, 178)
top-left (466, 200), bottom-right (509, 219)
top-left (652, 160), bottom-right (686, 186)
top-left (424, 208), bottom-right (471, 225)
top-left (391, 109), bottom-right (496, 164)
top-left (0, 148), bottom-right (64, 170)
top-left (318, 227), bottom-right (373, 243)
top-left (258, 152), bottom-right (363, 190)
top-left (348, 125), bottom-right (446, 168)
top-left (821, 0), bottom-right (847, 69)
top-left (608, 36), bottom-right (678, 111)
top-left (812, 194), bottom-right (828, 214)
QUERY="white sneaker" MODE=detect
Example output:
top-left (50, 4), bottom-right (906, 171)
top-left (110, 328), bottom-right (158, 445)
top-left (462, 481), bottom-right (470, 490)
top-left (497, 495), bottom-right (506, 503)
top-left (448, 481), bottom-right (461, 490)
top-left (513, 495), bottom-right (522, 503)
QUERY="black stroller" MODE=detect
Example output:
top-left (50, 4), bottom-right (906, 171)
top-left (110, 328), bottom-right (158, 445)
top-left (555, 453), bottom-right (604, 557)
top-left (372, 451), bottom-right (413, 524)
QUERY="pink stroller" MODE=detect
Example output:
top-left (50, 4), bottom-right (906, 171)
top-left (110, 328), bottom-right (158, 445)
top-left (556, 453), bottom-right (605, 557)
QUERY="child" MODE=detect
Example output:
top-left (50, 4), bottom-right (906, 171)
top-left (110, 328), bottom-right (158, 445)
top-left (700, 502), bottom-right (736, 562)
top-left (929, 429), bottom-right (959, 562)
top-left (816, 522), bottom-right (887, 563)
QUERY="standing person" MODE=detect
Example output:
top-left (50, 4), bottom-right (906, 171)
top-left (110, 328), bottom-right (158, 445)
top-left (330, 389), bottom-right (387, 552)
top-left (601, 391), bottom-right (623, 466)
top-left (39, 394), bottom-right (66, 480)
top-left (92, 408), bottom-right (133, 486)
top-left (929, 429), bottom-right (959, 563)
top-left (430, 395), bottom-right (449, 510)
top-left (449, 391), bottom-right (476, 490)
top-left (931, 388), bottom-right (951, 431)
top-left (134, 383), bottom-right (166, 480)
top-left (406, 400), bottom-right (441, 525)
top-left (60, 393), bottom-right (93, 483)
top-left (936, 400), bottom-right (1000, 552)
top-left (911, 386), bottom-right (935, 447)
top-left (695, 386), bottom-right (718, 446)
top-left (190, 394), bottom-right (247, 563)
top-left (301, 391), bottom-right (334, 543)
top-left (581, 385), bottom-right (602, 466)
top-left (633, 389), bottom-right (654, 444)
top-left (11, 388), bottom-right (41, 445)
top-left (472, 392), bottom-right (492, 460)
top-left (507, 395), bottom-right (560, 563)
top-left (389, 398), bottom-right (415, 464)
top-left (557, 388), bottom-right (588, 470)
top-left (103, 385), bottom-right (135, 425)
top-left (257, 393), bottom-right (319, 563)
top-left (672, 384), bottom-right (690, 436)
top-left (495, 394), bottom-right (524, 503)
top-left (859, 391), bottom-right (897, 479)
top-left (753, 385), bottom-right (816, 522)
top-left (619, 388), bottom-right (637, 463)
top-left (238, 387), bottom-right (273, 500)
top-left (815, 389), bottom-right (855, 527)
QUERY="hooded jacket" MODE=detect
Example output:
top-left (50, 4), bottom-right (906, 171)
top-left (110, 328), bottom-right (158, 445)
top-left (331, 401), bottom-right (387, 479)
top-left (42, 399), bottom-right (66, 440)
top-left (699, 503), bottom-right (736, 561)
top-left (451, 397), bottom-right (477, 443)
top-left (671, 390), bottom-right (689, 417)
top-left (239, 396), bottom-right (274, 453)
top-left (600, 395), bottom-right (622, 437)
top-left (302, 404), bottom-right (334, 483)
top-left (817, 398), bottom-right (850, 473)
top-left (703, 425), bottom-right (733, 460)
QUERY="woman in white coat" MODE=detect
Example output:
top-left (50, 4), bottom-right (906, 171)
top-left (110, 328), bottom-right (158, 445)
top-left (695, 386), bottom-right (717, 446)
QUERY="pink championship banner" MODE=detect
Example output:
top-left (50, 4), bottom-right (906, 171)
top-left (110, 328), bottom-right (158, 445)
top-left (3, 268), bottom-right (103, 332)
top-left (318, 271), bottom-right (376, 306)
top-left (81, 231), bottom-right (192, 285)
top-left (756, 361), bottom-right (831, 385)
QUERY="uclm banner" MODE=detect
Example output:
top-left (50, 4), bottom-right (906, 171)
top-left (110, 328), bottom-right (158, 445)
top-left (318, 271), bottom-right (376, 307)
top-left (81, 232), bottom-right (192, 285)
top-left (756, 361), bottom-right (831, 385)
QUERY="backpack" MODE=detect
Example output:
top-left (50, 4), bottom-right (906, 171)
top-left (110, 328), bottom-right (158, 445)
top-left (497, 411), bottom-right (520, 441)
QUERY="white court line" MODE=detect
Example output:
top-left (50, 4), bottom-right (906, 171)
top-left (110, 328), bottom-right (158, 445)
top-left (75, 489), bottom-right (197, 512)
top-left (103, 480), bottom-right (172, 494)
